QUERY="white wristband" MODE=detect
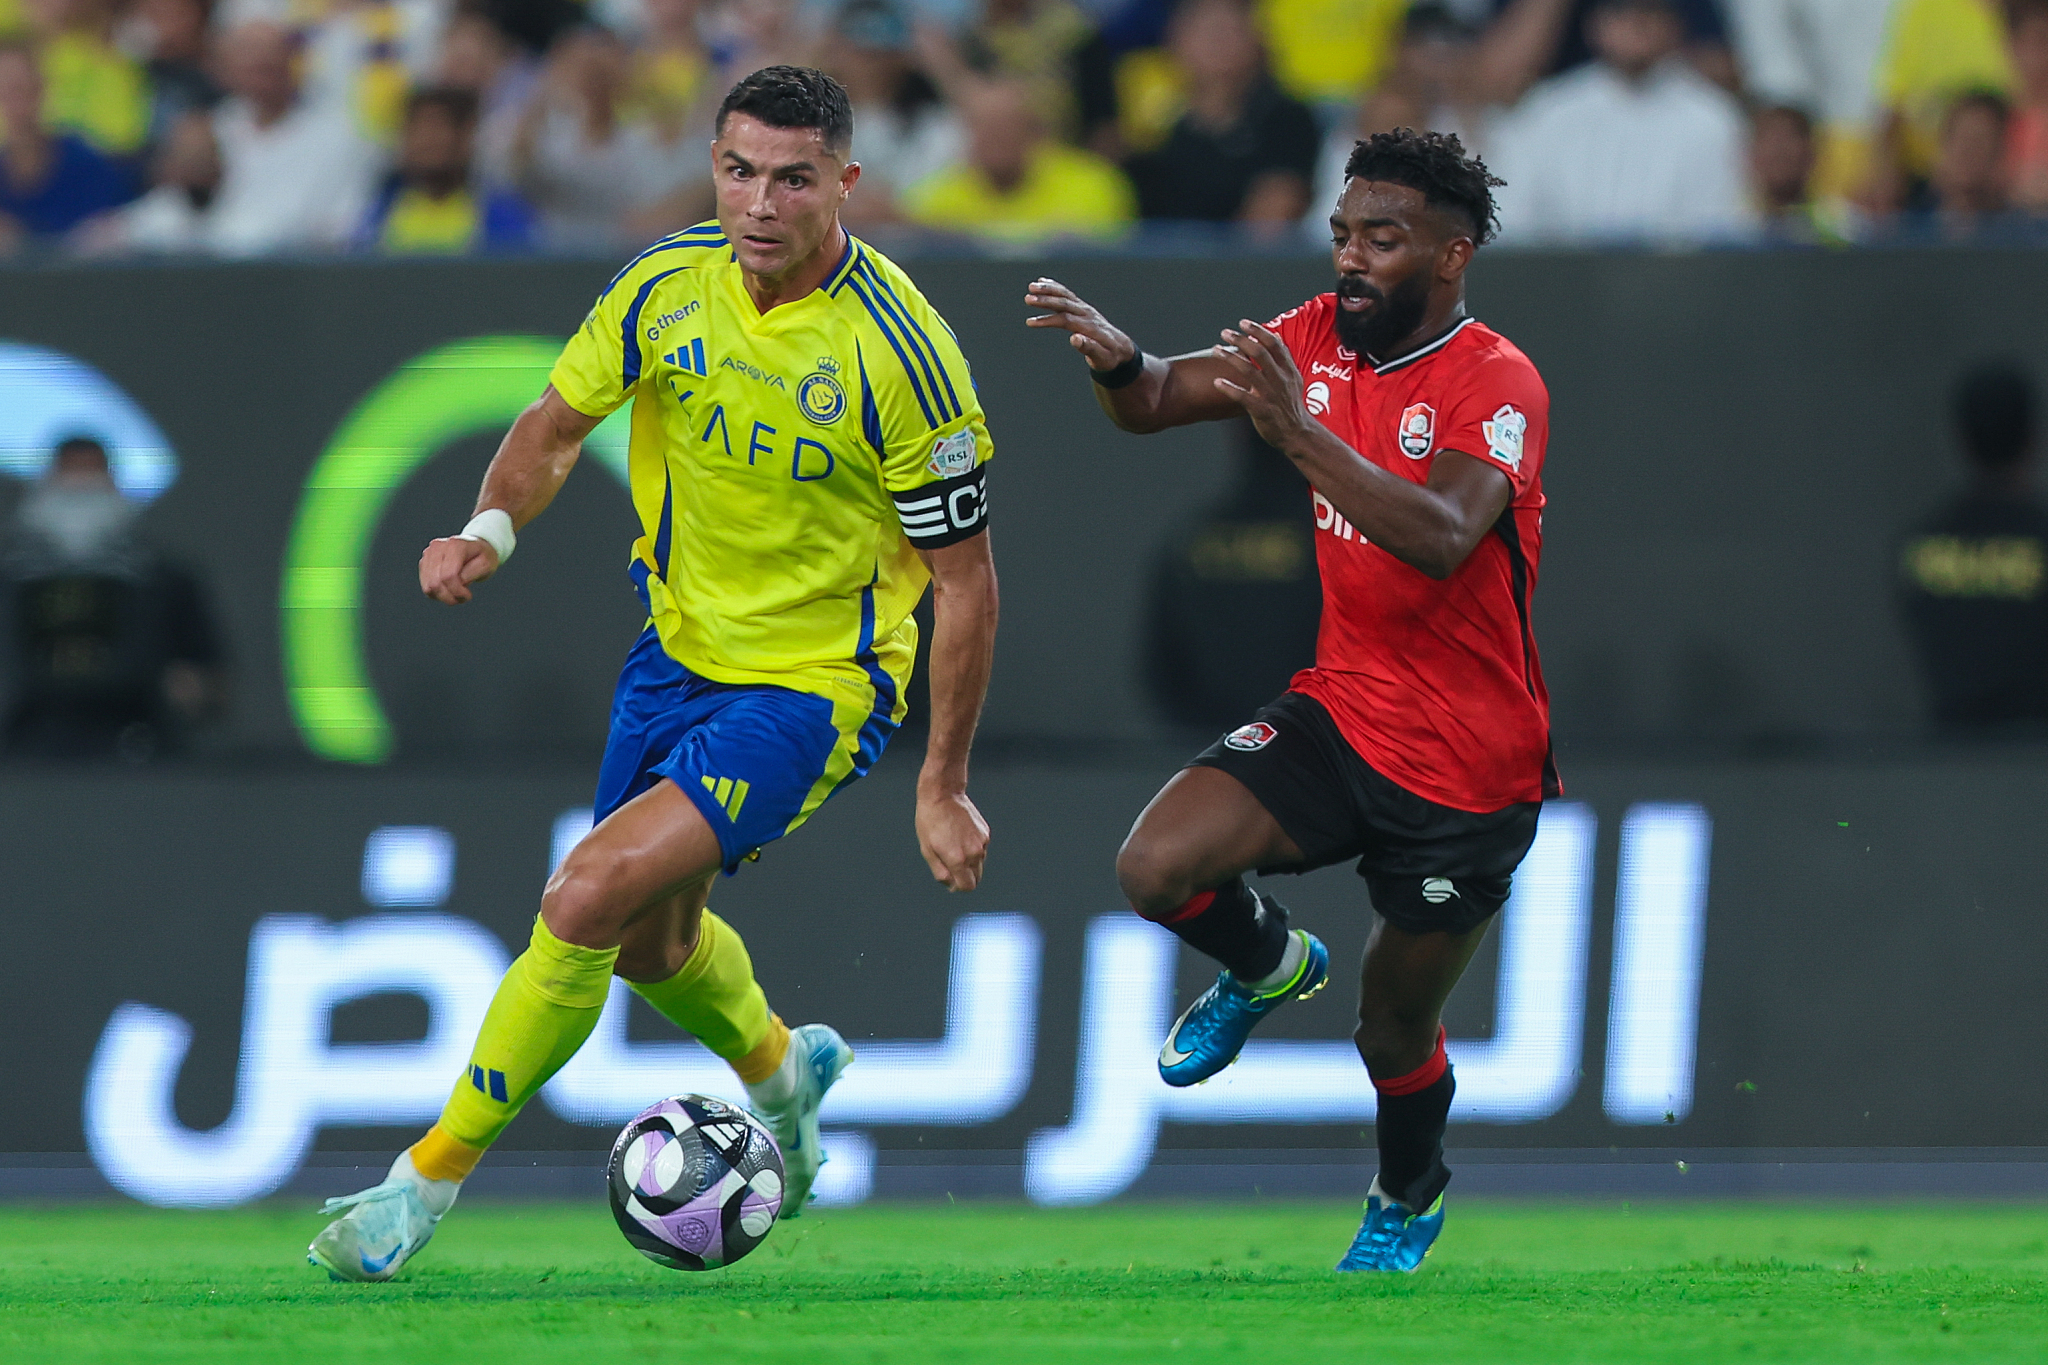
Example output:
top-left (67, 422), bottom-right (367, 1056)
top-left (458, 508), bottom-right (516, 566)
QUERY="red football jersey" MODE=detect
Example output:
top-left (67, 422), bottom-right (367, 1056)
top-left (1266, 296), bottom-right (1558, 813)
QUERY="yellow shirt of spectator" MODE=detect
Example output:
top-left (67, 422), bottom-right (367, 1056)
top-left (902, 144), bottom-right (1135, 243)
top-left (380, 188), bottom-right (482, 253)
top-left (1257, 0), bottom-right (1409, 106)
top-left (1879, 0), bottom-right (2016, 174)
top-left (548, 221), bottom-right (993, 714)
top-left (42, 32), bottom-right (149, 155)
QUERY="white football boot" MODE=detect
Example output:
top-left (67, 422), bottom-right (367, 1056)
top-left (307, 1150), bottom-right (460, 1282)
top-left (747, 1022), bottom-right (853, 1219)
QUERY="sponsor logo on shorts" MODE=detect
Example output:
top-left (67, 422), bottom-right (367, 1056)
top-left (1398, 402), bottom-right (1436, 459)
top-left (1224, 722), bottom-right (1278, 751)
top-left (1421, 877), bottom-right (1459, 904)
top-left (699, 774), bottom-right (751, 822)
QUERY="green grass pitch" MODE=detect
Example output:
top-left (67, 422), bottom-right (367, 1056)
top-left (3, 1200), bottom-right (2045, 1363)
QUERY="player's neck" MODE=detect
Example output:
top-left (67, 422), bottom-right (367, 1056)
top-left (1370, 299), bottom-right (1468, 365)
top-left (740, 221), bottom-right (850, 315)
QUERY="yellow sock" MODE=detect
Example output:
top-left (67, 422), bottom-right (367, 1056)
top-left (426, 915), bottom-right (619, 1159)
top-left (409, 1123), bottom-right (485, 1183)
top-left (629, 910), bottom-right (791, 1083)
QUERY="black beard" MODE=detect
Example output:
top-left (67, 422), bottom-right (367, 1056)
top-left (1332, 271), bottom-right (1432, 360)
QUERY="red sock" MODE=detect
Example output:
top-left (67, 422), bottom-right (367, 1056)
top-left (1373, 1026), bottom-right (1448, 1096)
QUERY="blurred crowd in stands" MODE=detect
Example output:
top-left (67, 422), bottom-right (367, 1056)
top-left (0, 0), bottom-right (2044, 256)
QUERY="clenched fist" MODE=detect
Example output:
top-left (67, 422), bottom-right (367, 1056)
top-left (419, 535), bottom-right (500, 605)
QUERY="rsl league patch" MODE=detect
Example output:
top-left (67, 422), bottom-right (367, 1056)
top-left (1482, 404), bottom-right (1526, 470)
top-left (1397, 402), bottom-right (1435, 459)
top-left (926, 428), bottom-right (977, 478)
top-left (797, 358), bottom-right (847, 425)
top-left (1224, 721), bottom-right (1278, 751)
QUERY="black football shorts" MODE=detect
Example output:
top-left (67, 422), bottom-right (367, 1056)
top-left (1188, 690), bottom-right (1541, 936)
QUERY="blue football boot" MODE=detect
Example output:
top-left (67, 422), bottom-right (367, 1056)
top-left (1334, 1178), bottom-right (1446, 1273)
top-left (1157, 928), bottom-right (1328, 1087)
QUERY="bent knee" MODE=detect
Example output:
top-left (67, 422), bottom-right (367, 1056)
top-left (1116, 834), bottom-right (1200, 920)
top-left (1352, 1013), bottom-right (1441, 1078)
top-left (540, 854), bottom-right (637, 947)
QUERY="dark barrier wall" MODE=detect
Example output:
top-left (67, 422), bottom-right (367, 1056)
top-left (6, 754), bottom-right (2047, 1203)
top-left (4, 249), bottom-right (2047, 761)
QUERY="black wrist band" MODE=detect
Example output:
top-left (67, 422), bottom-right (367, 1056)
top-left (1090, 351), bottom-right (1146, 390)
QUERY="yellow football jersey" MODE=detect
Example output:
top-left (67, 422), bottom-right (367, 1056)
top-left (549, 222), bottom-right (991, 715)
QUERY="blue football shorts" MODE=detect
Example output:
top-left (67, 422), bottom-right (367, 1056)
top-left (592, 627), bottom-right (900, 873)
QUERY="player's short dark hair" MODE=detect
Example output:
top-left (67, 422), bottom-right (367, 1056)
top-left (1343, 127), bottom-right (1503, 246)
top-left (716, 66), bottom-right (854, 155)
top-left (1953, 361), bottom-right (2035, 469)
top-left (406, 85), bottom-right (480, 127)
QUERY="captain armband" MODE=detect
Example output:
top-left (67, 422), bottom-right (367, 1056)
top-left (893, 466), bottom-right (988, 548)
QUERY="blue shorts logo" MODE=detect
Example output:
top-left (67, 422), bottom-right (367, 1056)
top-left (798, 358), bottom-right (847, 425)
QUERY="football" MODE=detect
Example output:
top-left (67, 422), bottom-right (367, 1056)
top-left (605, 1095), bottom-right (785, 1271)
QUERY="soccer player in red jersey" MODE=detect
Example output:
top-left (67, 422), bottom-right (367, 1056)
top-left (1025, 129), bottom-right (1553, 1271)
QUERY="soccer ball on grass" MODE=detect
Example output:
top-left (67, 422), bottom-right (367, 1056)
top-left (605, 1095), bottom-right (784, 1270)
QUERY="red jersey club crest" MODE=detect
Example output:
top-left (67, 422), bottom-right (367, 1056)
top-left (1398, 403), bottom-right (1436, 459)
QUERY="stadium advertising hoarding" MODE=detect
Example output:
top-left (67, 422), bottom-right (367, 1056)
top-left (74, 798), bottom-right (1699, 1206)
top-left (7, 757), bottom-right (2048, 1206)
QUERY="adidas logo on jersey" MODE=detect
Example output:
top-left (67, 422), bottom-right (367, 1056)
top-left (664, 338), bottom-right (708, 377)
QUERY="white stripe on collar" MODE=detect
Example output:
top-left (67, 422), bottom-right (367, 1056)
top-left (1369, 316), bottom-right (1477, 375)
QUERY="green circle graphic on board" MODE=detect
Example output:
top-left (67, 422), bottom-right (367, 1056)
top-left (280, 336), bottom-right (630, 763)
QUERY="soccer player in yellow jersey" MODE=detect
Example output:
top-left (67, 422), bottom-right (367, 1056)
top-left (309, 67), bottom-right (998, 1282)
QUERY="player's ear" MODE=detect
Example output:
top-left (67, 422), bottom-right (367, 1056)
top-left (1438, 234), bottom-right (1474, 284)
top-left (839, 159), bottom-right (862, 198)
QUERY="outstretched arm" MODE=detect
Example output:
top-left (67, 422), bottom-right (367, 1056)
top-left (914, 530), bottom-right (997, 891)
top-left (419, 386), bottom-right (603, 604)
top-left (1024, 277), bottom-right (1242, 434)
top-left (1216, 320), bottom-right (1510, 580)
